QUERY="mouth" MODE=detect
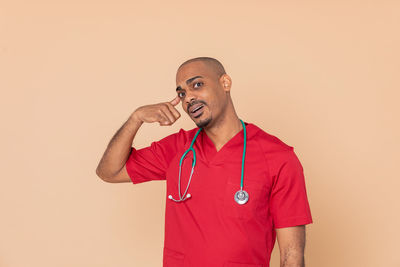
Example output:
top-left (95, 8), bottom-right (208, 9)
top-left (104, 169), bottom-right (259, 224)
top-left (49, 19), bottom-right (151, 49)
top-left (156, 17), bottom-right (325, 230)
top-left (189, 104), bottom-right (204, 118)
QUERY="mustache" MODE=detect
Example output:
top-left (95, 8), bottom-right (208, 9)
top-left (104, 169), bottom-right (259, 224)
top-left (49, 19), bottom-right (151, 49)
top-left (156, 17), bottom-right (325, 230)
top-left (187, 100), bottom-right (207, 113)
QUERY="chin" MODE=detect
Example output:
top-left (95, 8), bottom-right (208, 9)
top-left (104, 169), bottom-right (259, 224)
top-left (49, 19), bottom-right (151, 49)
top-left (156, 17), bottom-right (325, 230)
top-left (194, 116), bottom-right (212, 128)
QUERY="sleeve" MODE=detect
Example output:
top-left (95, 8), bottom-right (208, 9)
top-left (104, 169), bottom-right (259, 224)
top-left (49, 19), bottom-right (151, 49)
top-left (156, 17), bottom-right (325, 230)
top-left (125, 129), bottom-right (185, 184)
top-left (269, 149), bottom-right (313, 228)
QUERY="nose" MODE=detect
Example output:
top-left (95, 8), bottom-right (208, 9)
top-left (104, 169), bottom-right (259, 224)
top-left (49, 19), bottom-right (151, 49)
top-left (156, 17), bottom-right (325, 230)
top-left (184, 92), bottom-right (197, 106)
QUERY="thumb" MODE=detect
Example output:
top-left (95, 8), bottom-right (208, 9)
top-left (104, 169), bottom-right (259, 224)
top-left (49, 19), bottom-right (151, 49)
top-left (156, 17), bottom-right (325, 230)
top-left (170, 95), bottom-right (181, 106)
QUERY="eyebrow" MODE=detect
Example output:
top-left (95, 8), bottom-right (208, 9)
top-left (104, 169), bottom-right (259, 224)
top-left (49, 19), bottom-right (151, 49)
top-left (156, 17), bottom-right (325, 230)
top-left (176, 75), bottom-right (203, 91)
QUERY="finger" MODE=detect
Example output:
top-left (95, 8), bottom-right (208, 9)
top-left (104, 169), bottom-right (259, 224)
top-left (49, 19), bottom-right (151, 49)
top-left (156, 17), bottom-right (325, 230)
top-left (155, 109), bottom-right (169, 125)
top-left (161, 106), bottom-right (177, 123)
top-left (165, 102), bottom-right (181, 120)
top-left (159, 108), bottom-right (174, 125)
top-left (170, 95), bottom-right (181, 106)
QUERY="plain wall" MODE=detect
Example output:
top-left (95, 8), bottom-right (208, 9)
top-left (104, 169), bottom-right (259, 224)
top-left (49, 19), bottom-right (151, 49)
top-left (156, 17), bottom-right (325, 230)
top-left (1, 1), bottom-right (399, 266)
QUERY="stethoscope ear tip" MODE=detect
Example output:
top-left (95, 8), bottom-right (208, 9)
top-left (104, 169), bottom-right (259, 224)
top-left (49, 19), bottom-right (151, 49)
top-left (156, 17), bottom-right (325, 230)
top-left (168, 195), bottom-right (173, 199)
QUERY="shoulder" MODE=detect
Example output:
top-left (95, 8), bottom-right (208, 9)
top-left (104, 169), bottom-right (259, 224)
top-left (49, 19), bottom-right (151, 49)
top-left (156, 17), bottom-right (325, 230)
top-left (249, 123), bottom-right (304, 176)
top-left (155, 127), bottom-right (199, 148)
top-left (249, 123), bottom-right (294, 154)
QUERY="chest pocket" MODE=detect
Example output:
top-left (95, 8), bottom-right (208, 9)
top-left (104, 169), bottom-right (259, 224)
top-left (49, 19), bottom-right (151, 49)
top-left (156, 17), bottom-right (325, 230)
top-left (222, 177), bottom-right (268, 220)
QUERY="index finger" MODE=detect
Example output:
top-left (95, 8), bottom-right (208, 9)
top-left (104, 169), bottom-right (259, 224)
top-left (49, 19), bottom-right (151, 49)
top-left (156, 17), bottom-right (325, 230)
top-left (165, 101), bottom-right (181, 120)
top-left (170, 95), bottom-right (181, 106)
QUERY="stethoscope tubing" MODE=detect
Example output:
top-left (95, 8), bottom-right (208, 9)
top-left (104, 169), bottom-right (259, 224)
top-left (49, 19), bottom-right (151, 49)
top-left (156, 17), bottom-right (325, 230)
top-left (168, 119), bottom-right (247, 203)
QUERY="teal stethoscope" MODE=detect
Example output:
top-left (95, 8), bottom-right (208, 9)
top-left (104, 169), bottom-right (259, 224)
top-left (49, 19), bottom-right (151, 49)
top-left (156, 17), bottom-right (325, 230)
top-left (168, 119), bottom-right (249, 205)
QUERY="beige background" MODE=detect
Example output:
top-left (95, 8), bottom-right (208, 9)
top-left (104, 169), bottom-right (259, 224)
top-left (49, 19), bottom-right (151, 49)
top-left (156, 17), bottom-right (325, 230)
top-left (1, 1), bottom-right (399, 266)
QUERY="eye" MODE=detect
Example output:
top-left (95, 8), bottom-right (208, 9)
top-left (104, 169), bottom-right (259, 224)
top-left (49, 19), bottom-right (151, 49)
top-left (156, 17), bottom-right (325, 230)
top-left (193, 82), bottom-right (203, 88)
top-left (178, 91), bottom-right (185, 98)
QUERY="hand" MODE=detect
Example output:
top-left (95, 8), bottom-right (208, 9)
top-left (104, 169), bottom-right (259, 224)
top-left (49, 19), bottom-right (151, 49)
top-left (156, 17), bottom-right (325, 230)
top-left (132, 96), bottom-right (181, 126)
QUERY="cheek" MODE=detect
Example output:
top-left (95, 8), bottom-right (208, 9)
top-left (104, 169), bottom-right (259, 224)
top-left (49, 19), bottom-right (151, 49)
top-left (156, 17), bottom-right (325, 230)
top-left (205, 102), bottom-right (217, 116)
top-left (182, 103), bottom-right (188, 113)
top-left (201, 91), bottom-right (215, 106)
top-left (208, 97), bottom-right (226, 114)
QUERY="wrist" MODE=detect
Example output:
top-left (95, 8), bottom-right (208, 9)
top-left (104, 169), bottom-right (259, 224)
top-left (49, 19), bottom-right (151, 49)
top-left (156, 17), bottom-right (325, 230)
top-left (130, 111), bottom-right (143, 123)
top-left (128, 112), bottom-right (144, 130)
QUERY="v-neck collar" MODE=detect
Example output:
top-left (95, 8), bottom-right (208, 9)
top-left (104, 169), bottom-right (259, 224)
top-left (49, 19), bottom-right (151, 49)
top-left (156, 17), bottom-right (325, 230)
top-left (199, 121), bottom-right (252, 165)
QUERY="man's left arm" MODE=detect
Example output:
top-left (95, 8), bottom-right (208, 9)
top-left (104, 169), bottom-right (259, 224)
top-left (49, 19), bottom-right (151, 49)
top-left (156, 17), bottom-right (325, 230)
top-left (276, 225), bottom-right (306, 267)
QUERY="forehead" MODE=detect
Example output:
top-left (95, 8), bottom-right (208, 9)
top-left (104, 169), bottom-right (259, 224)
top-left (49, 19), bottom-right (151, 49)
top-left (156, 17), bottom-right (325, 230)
top-left (175, 61), bottom-right (214, 85)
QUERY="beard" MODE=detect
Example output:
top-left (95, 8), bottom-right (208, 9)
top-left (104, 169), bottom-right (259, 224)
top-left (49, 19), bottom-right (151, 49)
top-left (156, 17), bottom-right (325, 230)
top-left (195, 115), bottom-right (212, 128)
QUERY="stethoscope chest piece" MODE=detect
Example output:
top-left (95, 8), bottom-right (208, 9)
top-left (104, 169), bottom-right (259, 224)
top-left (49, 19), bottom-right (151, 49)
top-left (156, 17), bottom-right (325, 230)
top-left (234, 189), bottom-right (249, 205)
top-left (169, 119), bottom-right (250, 206)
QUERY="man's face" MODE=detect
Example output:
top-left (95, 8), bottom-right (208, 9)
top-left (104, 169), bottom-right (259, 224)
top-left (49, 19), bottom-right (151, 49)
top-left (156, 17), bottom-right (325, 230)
top-left (175, 61), bottom-right (228, 128)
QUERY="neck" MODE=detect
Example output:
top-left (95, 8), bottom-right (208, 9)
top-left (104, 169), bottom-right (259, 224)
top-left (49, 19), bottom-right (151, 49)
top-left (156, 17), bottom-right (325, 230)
top-left (203, 104), bottom-right (243, 152)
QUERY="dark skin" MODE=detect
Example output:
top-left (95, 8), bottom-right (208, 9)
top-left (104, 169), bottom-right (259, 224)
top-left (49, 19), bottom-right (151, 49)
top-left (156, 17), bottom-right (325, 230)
top-left (175, 60), bottom-right (243, 151)
top-left (95, 60), bottom-right (307, 266)
top-left (176, 61), bottom-right (307, 266)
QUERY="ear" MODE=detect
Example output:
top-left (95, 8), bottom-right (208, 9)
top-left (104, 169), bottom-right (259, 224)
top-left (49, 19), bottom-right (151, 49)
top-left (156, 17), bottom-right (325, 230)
top-left (219, 74), bottom-right (232, 92)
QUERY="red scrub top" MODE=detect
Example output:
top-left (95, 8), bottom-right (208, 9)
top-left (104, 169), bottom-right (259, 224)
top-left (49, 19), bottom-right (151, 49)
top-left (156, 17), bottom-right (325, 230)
top-left (126, 121), bottom-right (313, 267)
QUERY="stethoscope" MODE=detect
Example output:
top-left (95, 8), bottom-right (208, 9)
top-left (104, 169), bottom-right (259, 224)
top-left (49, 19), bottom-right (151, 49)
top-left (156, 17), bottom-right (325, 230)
top-left (168, 119), bottom-right (249, 205)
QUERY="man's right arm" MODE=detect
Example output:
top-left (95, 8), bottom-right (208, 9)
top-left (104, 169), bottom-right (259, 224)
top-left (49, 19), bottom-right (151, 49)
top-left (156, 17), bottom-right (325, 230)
top-left (95, 113), bottom-right (143, 183)
top-left (95, 96), bottom-right (181, 183)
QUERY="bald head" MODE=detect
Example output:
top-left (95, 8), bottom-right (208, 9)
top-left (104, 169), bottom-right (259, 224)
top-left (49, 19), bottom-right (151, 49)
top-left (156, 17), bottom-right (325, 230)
top-left (175, 57), bottom-right (233, 129)
top-left (177, 57), bottom-right (226, 80)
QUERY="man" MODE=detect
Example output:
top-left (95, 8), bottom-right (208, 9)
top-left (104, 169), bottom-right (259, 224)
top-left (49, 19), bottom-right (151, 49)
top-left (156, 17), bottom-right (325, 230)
top-left (96, 57), bottom-right (313, 267)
